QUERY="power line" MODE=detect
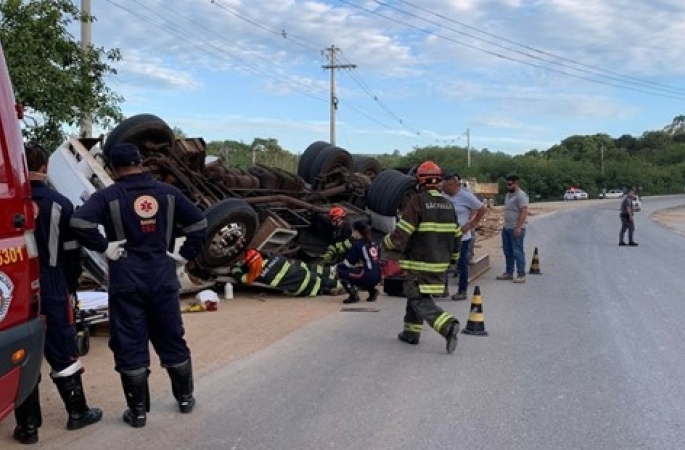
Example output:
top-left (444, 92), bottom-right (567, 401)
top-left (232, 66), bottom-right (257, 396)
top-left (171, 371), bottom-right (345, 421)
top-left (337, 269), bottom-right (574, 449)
top-left (340, 0), bottom-right (685, 100)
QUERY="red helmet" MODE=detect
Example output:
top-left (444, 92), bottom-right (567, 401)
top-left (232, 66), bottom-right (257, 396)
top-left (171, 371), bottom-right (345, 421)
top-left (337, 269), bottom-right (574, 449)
top-left (416, 161), bottom-right (442, 186)
top-left (243, 249), bottom-right (263, 284)
top-left (329, 206), bottom-right (346, 220)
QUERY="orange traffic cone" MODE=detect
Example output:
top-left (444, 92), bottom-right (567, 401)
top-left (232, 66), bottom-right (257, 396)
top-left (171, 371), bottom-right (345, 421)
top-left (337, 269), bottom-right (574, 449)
top-left (462, 286), bottom-right (488, 336)
top-left (529, 247), bottom-right (542, 275)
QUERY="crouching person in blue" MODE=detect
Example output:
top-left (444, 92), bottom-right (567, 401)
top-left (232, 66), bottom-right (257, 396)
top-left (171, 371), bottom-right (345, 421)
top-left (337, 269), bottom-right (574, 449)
top-left (70, 143), bottom-right (206, 428)
top-left (336, 220), bottom-right (382, 304)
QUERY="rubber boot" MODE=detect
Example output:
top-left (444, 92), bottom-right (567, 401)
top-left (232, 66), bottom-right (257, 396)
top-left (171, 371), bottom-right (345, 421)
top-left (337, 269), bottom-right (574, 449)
top-left (120, 368), bottom-right (150, 428)
top-left (166, 359), bottom-right (196, 413)
top-left (13, 384), bottom-right (42, 444)
top-left (366, 287), bottom-right (379, 302)
top-left (53, 371), bottom-right (102, 430)
top-left (341, 280), bottom-right (360, 304)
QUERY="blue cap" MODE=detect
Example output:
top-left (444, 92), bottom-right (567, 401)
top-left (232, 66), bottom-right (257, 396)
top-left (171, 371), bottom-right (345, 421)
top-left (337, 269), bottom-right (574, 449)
top-left (109, 143), bottom-right (141, 168)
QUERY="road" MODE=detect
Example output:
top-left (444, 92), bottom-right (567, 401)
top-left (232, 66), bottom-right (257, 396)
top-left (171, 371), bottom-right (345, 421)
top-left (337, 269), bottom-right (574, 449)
top-left (21, 195), bottom-right (685, 449)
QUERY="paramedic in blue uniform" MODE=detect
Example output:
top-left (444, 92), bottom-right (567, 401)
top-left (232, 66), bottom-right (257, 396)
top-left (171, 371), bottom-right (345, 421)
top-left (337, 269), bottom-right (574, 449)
top-left (13, 144), bottom-right (102, 445)
top-left (336, 220), bottom-right (382, 304)
top-left (70, 143), bottom-right (206, 429)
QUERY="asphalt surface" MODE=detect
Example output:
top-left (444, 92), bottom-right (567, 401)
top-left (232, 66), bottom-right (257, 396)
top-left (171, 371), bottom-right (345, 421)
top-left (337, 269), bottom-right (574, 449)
top-left (59, 195), bottom-right (685, 450)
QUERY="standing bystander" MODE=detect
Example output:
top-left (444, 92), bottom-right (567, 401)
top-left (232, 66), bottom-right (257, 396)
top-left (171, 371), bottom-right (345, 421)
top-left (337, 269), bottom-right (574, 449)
top-left (442, 173), bottom-right (487, 300)
top-left (496, 175), bottom-right (529, 283)
top-left (619, 187), bottom-right (638, 246)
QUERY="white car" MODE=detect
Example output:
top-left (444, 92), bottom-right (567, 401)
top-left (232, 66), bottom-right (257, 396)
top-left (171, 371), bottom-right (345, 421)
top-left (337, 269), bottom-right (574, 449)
top-left (564, 189), bottom-right (588, 200)
top-left (600, 189), bottom-right (623, 199)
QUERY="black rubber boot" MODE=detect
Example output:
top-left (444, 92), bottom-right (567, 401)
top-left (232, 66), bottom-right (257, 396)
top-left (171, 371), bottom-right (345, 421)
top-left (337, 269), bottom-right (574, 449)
top-left (340, 280), bottom-right (360, 304)
top-left (397, 331), bottom-right (420, 345)
top-left (53, 372), bottom-right (102, 430)
top-left (366, 287), bottom-right (379, 302)
top-left (167, 359), bottom-right (196, 413)
top-left (120, 368), bottom-right (150, 428)
top-left (14, 384), bottom-right (42, 444)
top-left (445, 320), bottom-right (460, 355)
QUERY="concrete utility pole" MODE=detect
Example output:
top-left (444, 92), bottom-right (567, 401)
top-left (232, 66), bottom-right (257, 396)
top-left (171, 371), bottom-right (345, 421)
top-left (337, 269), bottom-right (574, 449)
top-left (322, 45), bottom-right (356, 146)
top-left (80, 0), bottom-right (92, 138)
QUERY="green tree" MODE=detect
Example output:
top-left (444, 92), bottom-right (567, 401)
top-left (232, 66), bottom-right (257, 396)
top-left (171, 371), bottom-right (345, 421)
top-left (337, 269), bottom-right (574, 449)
top-left (0, 0), bottom-right (123, 149)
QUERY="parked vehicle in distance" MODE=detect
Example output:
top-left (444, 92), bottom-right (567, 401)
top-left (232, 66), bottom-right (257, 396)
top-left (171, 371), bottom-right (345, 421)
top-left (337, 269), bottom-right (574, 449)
top-left (564, 189), bottom-right (589, 200)
top-left (599, 189), bottom-right (623, 199)
top-left (0, 39), bottom-right (45, 424)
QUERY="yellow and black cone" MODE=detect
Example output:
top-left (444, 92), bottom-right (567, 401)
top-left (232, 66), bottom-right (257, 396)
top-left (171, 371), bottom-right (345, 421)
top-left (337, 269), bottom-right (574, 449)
top-left (529, 247), bottom-right (542, 275)
top-left (462, 286), bottom-right (488, 336)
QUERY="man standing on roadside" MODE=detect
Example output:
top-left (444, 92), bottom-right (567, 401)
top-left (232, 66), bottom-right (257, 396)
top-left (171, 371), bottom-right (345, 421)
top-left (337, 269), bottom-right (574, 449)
top-left (619, 187), bottom-right (638, 246)
top-left (442, 173), bottom-right (487, 300)
top-left (496, 175), bottom-right (529, 283)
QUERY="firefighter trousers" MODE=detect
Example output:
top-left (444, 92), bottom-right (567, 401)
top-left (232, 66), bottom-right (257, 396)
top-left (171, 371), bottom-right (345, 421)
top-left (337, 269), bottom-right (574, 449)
top-left (402, 279), bottom-right (456, 340)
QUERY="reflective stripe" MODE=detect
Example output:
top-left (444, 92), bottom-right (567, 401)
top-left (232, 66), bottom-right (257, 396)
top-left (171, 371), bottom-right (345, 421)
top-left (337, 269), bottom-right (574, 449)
top-left (428, 190), bottom-right (442, 197)
top-left (63, 240), bottom-right (80, 251)
top-left (405, 323), bottom-right (424, 333)
top-left (51, 360), bottom-right (83, 378)
top-left (417, 223), bottom-right (458, 233)
top-left (270, 261), bottom-right (291, 287)
top-left (166, 194), bottom-right (175, 248)
top-left (396, 219), bottom-right (415, 234)
top-left (308, 277), bottom-right (321, 297)
top-left (48, 202), bottom-right (62, 267)
top-left (109, 200), bottom-right (126, 241)
top-left (294, 270), bottom-right (311, 296)
top-left (418, 284), bottom-right (447, 294)
top-left (399, 260), bottom-right (449, 272)
top-left (382, 235), bottom-right (395, 250)
top-left (434, 313), bottom-right (453, 333)
top-left (455, 228), bottom-right (463, 238)
top-left (70, 217), bottom-right (98, 229)
top-left (451, 252), bottom-right (460, 260)
top-left (183, 218), bottom-right (207, 234)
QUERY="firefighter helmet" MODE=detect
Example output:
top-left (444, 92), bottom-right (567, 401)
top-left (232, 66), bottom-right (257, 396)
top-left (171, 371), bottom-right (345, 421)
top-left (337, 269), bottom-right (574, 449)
top-left (243, 249), bottom-right (263, 284)
top-left (329, 206), bottom-right (346, 220)
top-left (415, 161), bottom-right (442, 186)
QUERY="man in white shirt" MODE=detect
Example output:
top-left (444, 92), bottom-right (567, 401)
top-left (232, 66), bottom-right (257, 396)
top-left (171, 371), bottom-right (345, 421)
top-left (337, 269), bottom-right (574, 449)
top-left (442, 173), bottom-right (487, 300)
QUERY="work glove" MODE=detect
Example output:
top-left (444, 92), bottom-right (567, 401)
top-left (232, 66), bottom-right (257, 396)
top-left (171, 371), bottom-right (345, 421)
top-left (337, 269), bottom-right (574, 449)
top-left (166, 251), bottom-right (188, 267)
top-left (104, 240), bottom-right (127, 261)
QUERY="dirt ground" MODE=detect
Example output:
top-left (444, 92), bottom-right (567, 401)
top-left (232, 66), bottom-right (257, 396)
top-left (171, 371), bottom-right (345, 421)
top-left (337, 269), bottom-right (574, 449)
top-left (651, 205), bottom-right (685, 237)
top-left (0, 199), bottom-right (679, 447)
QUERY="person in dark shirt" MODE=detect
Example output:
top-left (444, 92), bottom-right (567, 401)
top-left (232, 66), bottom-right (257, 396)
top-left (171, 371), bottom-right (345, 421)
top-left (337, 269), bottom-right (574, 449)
top-left (619, 187), bottom-right (638, 246)
top-left (336, 220), bottom-right (382, 304)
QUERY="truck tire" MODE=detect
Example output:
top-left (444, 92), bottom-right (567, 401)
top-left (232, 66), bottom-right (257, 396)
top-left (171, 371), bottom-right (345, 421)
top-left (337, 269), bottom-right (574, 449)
top-left (309, 145), bottom-right (352, 182)
top-left (352, 155), bottom-right (382, 179)
top-left (298, 141), bottom-right (331, 182)
top-left (103, 114), bottom-right (175, 158)
top-left (196, 199), bottom-right (259, 268)
top-left (366, 169), bottom-right (417, 216)
top-left (248, 165), bottom-right (279, 190)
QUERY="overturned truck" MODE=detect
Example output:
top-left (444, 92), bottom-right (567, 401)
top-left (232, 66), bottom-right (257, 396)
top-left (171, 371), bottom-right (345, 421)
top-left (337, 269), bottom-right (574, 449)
top-left (48, 114), bottom-right (420, 291)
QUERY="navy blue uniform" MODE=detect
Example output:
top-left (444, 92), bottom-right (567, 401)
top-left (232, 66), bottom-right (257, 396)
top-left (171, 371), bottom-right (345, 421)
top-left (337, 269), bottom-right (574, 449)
top-left (337, 238), bottom-right (381, 289)
top-left (70, 173), bottom-right (206, 371)
top-left (30, 180), bottom-right (82, 373)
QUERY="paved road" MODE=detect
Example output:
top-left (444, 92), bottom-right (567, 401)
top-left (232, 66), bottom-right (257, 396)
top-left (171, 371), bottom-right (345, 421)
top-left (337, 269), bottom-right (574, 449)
top-left (62, 195), bottom-right (685, 450)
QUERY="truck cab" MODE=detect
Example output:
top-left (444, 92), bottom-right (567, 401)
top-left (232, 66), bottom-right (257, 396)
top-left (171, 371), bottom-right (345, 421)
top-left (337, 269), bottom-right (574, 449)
top-left (0, 39), bottom-right (45, 423)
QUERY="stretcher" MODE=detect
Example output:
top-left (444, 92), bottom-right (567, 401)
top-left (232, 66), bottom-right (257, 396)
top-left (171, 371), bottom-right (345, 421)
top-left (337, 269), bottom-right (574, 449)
top-left (73, 291), bottom-right (109, 356)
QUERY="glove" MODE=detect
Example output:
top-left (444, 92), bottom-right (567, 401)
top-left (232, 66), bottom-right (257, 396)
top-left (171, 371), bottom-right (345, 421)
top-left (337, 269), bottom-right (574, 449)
top-left (322, 253), bottom-right (333, 264)
top-left (104, 240), bottom-right (127, 261)
top-left (167, 251), bottom-right (188, 267)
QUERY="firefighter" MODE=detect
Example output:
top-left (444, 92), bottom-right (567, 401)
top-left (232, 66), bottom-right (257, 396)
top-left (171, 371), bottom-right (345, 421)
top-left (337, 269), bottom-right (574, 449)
top-left (232, 249), bottom-right (343, 296)
top-left (336, 220), bottom-right (382, 304)
top-left (382, 161), bottom-right (462, 354)
top-left (321, 206), bottom-right (353, 264)
top-left (14, 144), bottom-right (102, 444)
top-left (70, 143), bottom-right (207, 428)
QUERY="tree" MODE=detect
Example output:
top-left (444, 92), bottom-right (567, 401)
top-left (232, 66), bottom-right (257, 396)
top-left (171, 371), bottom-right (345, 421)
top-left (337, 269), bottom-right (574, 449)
top-left (0, 0), bottom-right (123, 149)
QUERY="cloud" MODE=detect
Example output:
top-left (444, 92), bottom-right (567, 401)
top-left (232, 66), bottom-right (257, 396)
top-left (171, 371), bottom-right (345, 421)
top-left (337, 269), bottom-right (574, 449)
top-left (113, 51), bottom-right (200, 91)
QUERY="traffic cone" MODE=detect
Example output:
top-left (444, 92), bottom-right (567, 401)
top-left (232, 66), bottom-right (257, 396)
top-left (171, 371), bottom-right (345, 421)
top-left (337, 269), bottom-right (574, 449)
top-left (529, 247), bottom-right (542, 275)
top-left (462, 286), bottom-right (488, 336)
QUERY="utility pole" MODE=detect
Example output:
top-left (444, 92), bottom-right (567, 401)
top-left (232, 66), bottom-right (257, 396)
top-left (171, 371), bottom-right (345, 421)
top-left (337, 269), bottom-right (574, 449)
top-left (600, 142), bottom-right (605, 175)
top-left (466, 128), bottom-right (471, 168)
top-left (80, 0), bottom-right (92, 138)
top-left (322, 45), bottom-right (356, 146)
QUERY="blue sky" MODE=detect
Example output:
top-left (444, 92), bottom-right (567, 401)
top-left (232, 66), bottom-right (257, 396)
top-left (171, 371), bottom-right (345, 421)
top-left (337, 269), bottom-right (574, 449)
top-left (85, 0), bottom-right (685, 156)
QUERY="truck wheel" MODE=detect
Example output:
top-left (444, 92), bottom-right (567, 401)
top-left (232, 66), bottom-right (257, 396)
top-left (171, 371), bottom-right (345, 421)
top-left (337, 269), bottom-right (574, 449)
top-left (309, 145), bottom-right (352, 182)
top-left (103, 114), bottom-right (175, 158)
top-left (366, 169), bottom-right (417, 216)
top-left (352, 156), bottom-right (382, 179)
top-left (76, 328), bottom-right (90, 357)
top-left (248, 165), bottom-right (279, 190)
top-left (298, 141), bottom-right (331, 182)
top-left (197, 199), bottom-right (259, 268)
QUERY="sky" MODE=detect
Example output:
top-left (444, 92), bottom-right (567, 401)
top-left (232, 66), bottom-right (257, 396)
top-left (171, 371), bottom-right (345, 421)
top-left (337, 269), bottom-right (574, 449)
top-left (81, 0), bottom-right (685, 156)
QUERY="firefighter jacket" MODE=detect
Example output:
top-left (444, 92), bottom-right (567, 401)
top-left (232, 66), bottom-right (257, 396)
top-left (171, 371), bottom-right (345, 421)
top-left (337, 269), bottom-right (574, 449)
top-left (382, 189), bottom-right (462, 295)
top-left (322, 220), bottom-right (353, 264)
top-left (30, 180), bottom-right (82, 295)
top-left (232, 254), bottom-right (323, 297)
top-left (70, 173), bottom-right (207, 292)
